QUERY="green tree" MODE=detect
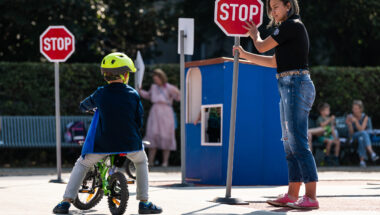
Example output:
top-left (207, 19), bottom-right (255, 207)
top-left (299, 0), bottom-right (380, 66)
top-left (0, 0), bottom-right (175, 62)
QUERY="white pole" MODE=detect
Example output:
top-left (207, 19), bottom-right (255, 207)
top-left (55, 62), bottom-right (62, 182)
top-left (180, 30), bottom-right (186, 184)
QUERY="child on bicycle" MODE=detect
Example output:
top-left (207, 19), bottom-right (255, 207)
top-left (53, 52), bottom-right (162, 214)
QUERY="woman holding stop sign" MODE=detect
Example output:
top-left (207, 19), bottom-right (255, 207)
top-left (234, 0), bottom-right (319, 210)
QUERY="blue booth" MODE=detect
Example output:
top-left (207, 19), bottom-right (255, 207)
top-left (184, 57), bottom-right (288, 186)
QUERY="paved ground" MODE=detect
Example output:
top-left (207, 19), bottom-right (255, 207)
top-left (0, 167), bottom-right (380, 215)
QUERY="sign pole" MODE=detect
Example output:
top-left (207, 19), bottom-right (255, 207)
top-left (174, 18), bottom-right (193, 187)
top-left (180, 30), bottom-right (187, 185)
top-left (50, 62), bottom-right (64, 183)
top-left (226, 36), bottom-right (240, 198)
top-left (40, 25), bottom-right (74, 184)
top-left (213, 37), bottom-right (248, 205)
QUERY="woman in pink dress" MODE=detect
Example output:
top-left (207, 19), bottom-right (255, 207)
top-left (139, 69), bottom-right (180, 167)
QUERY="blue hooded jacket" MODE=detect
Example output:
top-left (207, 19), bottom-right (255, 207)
top-left (80, 83), bottom-right (144, 157)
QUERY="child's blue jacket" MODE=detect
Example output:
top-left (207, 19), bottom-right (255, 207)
top-left (80, 83), bottom-right (144, 157)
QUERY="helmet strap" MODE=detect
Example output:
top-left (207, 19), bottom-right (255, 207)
top-left (120, 72), bottom-right (129, 84)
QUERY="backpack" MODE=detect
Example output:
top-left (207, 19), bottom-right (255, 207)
top-left (64, 121), bottom-right (86, 145)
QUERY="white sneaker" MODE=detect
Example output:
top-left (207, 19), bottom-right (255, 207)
top-left (360, 161), bottom-right (367, 168)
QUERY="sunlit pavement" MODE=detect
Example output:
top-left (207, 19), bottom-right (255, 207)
top-left (0, 167), bottom-right (380, 215)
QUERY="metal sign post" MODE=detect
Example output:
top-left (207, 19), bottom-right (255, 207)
top-left (180, 30), bottom-right (186, 184)
top-left (50, 62), bottom-right (63, 183)
top-left (213, 0), bottom-right (263, 204)
top-left (213, 37), bottom-right (248, 205)
top-left (177, 18), bottom-right (194, 186)
top-left (40, 25), bottom-right (75, 184)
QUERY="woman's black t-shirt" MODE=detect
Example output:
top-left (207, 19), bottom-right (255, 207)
top-left (271, 15), bottom-right (309, 73)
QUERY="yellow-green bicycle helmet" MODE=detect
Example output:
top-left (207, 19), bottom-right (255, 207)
top-left (100, 52), bottom-right (136, 83)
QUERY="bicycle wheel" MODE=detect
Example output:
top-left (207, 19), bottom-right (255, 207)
top-left (125, 159), bottom-right (136, 180)
top-left (108, 172), bottom-right (129, 215)
top-left (73, 167), bottom-right (104, 210)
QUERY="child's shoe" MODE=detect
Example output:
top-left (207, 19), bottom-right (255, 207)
top-left (266, 193), bottom-right (297, 207)
top-left (360, 160), bottom-right (367, 168)
top-left (371, 153), bottom-right (379, 162)
top-left (53, 201), bottom-right (70, 214)
top-left (139, 201), bottom-right (163, 214)
top-left (287, 195), bottom-right (319, 209)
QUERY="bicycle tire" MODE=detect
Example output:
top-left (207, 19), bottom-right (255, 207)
top-left (125, 159), bottom-right (136, 180)
top-left (108, 172), bottom-right (129, 215)
top-left (73, 168), bottom-right (103, 210)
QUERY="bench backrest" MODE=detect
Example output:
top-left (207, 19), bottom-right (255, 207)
top-left (0, 116), bottom-right (92, 148)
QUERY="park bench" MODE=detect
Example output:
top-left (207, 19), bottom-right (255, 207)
top-left (0, 116), bottom-right (92, 148)
top-left (310, 116), bottom-right (380, 165)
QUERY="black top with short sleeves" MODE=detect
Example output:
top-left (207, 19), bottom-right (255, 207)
top-left (271, 15), bottom-right (310, 73)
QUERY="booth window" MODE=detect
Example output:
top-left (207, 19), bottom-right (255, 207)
top-left (186, 67), bottom-right (202, 123)
top-left (201, 104), bottom-right (223, 146)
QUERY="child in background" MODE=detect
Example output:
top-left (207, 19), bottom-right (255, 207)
top-left (317, 103), bottom-right (340, 165)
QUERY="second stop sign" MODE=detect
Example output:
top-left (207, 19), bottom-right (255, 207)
top-left (215, 0), bottom-right (264, 37)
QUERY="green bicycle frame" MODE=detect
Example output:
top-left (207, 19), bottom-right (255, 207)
top-left (97, 155), bottom-right (116, 196)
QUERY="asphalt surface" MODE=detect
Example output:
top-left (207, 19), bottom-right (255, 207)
top-left (0, 167), bottom-right (379, 215)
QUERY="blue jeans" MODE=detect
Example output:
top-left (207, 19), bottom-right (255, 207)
top-left (353, 131), bottom-right (372, 160)
top-left (278, 73), bottom-right (318, 183)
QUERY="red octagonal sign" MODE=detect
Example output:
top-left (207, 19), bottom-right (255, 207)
top-left (40, 26), bottom-right (75, 62)
top-left (215, 0), bottom-right (264, 37)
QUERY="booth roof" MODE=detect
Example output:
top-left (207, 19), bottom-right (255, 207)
top-left (185, 57), bottom-right (257, 68)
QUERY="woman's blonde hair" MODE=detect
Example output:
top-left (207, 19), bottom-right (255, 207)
top-left (353, 100), bottom-right (364, 111)
top-left (266, 0), bottom-right (300, 28)
top-left (152, 68), bottom-right (168, 85)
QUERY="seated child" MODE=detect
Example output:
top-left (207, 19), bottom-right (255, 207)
top-left (53, 53), bottom-right (162, 214)
top-left (316, 103), bottom-right (341, 165)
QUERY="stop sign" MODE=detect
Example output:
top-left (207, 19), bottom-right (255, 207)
top-left (215, 0), bottom-right (264, 37)
top-left (40, 26), bottom-right (75, 62)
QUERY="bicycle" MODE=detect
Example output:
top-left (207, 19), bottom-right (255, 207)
top-left (73, 154), bottom-right (133, 215)
top-left (124, 141), bottom-right (150, 180)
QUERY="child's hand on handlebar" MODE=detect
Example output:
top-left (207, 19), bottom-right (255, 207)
top-left (86, 108), bottom-right (97, 114)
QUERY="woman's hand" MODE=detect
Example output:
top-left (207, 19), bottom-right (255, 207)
top-left (346, 115), bottom-right (352, 125)
top-left (232, 45), bottom-right (247, 59)
top-left (351, 116), bottom-right (358, 123)
top-left (243, 20), bottom-right (259, 42)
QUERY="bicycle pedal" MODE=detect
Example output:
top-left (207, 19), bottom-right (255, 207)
top-left (127, 179), bottom-right (135, 184)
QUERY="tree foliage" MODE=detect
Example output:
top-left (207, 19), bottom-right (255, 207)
top-left (0, 0), bottom-right (174, 62)
top-left (0, 0), bottom-right (379, 66)
top-left (174, 0), bottom-right (380, 66)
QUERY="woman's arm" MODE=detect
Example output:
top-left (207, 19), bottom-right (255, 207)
top-left (139, 86), bottom-right (152, 100)
top-left (233, 46), bottom-right (277, 68)
top-left (353, 116), bottom-right (368, 131)
top-left (167, 84), bottom-right (181, 101)
top-left (243, 21), bottom-right (278, 53)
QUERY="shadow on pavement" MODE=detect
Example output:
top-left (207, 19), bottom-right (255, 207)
top-left (181, 204), bottom-right (221, 215)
